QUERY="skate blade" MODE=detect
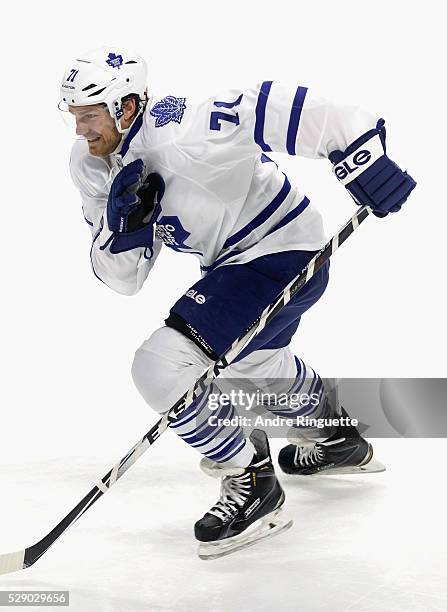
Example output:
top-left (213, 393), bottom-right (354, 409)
top-left (293, 443), bottom-right (386, 476)
top-left (198, 508), bottom-right (293, 561)
top-left (300, 449), bottom-right (386, 476)
top-left (322, 444), bottom-right (386, 475)
top-left (314, 457), bottom-right (386, 475)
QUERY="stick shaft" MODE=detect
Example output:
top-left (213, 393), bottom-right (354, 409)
top-left (0, 205), bottom-right (370, 575)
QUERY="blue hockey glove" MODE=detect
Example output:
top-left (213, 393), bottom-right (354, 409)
top-left (108, 169), bottom-right (165, 255)
top-left (107, 158), bottom-right (145, 234)
top-left (329, 119), bottom-right (416, 217)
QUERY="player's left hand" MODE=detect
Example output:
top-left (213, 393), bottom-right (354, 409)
top-left (329, 119), bottom-right (416, 217)
top-left (107, 158), bottom-right (145, 233)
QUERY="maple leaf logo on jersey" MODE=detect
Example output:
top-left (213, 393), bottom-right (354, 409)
top-left (155, 216), bottom-right (203, 255)
top-left (106, 53), bottom-right (123, 69)
top-left (150, 96), bottom-right (187, 127)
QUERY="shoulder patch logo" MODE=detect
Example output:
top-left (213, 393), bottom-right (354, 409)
top-left (106, 53), bottom-right (123, 69)
top-left (150, 96), bottom-right (187, 127)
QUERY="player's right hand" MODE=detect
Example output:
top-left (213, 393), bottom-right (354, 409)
top-left (107, 159), bottom-right (145, 233)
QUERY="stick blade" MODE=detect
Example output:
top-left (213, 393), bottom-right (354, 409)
top-left (0, 550), bottom-right (26, 575)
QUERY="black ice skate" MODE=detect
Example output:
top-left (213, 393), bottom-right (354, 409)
top-left (278, 408), bottom-right (386, 476)
top-left (195, 429), bottom-right (293, 560)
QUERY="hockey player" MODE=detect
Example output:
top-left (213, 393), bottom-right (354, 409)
top-left (61, 47), bottom-right (416, 558)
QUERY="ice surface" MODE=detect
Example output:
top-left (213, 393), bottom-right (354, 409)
top-left (0, 436), bottom-right (446, 612)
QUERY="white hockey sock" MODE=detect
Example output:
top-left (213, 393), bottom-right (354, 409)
top-left (266, 358), bottom-right (335, 439)
top-left (169, 384), bottom-right (255, 468)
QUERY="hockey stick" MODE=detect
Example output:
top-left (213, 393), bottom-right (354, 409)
top-left (0, 205), bottom-right (371, 576)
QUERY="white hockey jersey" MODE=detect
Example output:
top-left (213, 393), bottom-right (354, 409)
top-left (70, 81), bottom-right (377, 295)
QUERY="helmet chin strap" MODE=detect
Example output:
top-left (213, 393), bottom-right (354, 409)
top-left (111, 93), bottom-right (151, 152)
top-left (108, 112), bottom-right (131, 155)
top-left (110, 131), bottom-right (127, 155)
top-left (116, 114), bottom-right (129, 135)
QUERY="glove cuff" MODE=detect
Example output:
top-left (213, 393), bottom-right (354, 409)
top-left (109, 224), bottom-right (155, 254)
top-left (332, 132), bottom-right (385, 186)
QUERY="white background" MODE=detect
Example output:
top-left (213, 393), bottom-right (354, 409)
top-left (0, 0), bottom-right (444, 458)
top-left (0, 1), bottom-right (445, 610)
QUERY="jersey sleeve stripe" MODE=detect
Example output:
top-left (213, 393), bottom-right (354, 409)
top-left (222, 174), bottom-right (291, 249)
top-left (260, 154), bottom-right (277, 165)
top-left (214, 93), bottom-right (243, 108)
top-left (254, 81), bottom-right (273, 152)
top-left (83, 212), bottom-right (94, 227)
top-left (90, 223), bottom-right (106, 285)
top-left (286, 86), bottom-right (308, 155)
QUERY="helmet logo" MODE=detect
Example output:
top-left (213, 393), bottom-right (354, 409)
top-left (106, 53), bottom-right (124, 69)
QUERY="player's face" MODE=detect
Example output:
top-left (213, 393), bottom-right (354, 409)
top-left (68, 104), bottom-right (121, 156)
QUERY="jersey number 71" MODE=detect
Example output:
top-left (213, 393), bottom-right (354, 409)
top-left (209, 94), bottom-right (243, 131)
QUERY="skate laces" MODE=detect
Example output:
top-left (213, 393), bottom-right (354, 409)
top-left (294, 443), bottom-right (325, 467)
top-left (208, 473), bottom-right (252, 521)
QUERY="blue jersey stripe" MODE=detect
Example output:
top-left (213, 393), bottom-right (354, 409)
top-left (120, 112), bottom-right (144, 158)
top-left (99, 232), bottom-right (115, 251)
top-left (201, 249), bottom-right (241, 273)
top-left (223, 175), bottom-right (291, 249)
top-left (214, 94), bottom-right (243, 108)
top-left (254, 81), bottom-right (273, 152)
top-left (264, 195), bottom-right (310, 237)
top-left (203, 195), bottom-right (310, 273)
top-left (169, 245), bottom-right (203, 256)
top-left (83, 212), bottom-right (94, 227)
top-left (260, 154), bottom-right (276, 165)
top-left (286, 86), bottom-right (307, 155)
top-left (90, 220), bottom-right (106, 285)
